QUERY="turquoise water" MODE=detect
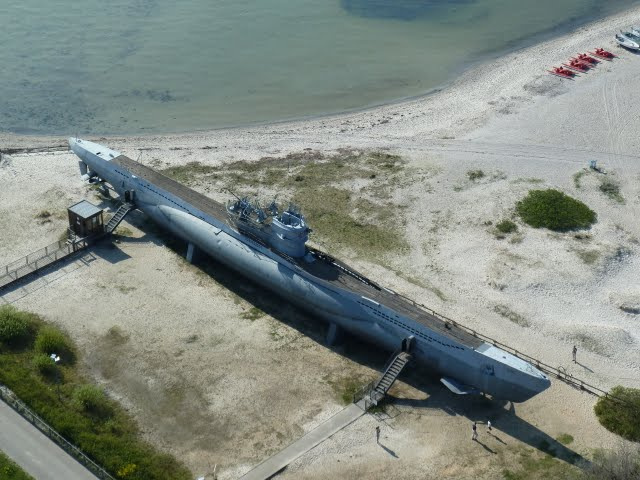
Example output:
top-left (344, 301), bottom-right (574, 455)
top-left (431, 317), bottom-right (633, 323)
top-left (1, 0), bottom-right (637, 135)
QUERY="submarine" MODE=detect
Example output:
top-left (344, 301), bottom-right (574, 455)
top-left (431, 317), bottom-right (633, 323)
top-left (70, 137), bottom-right (550, 402)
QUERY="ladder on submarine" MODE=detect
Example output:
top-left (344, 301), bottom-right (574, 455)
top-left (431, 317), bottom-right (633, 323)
top-left (368, 350), bottom-right (412, 406)
top-left (105, 203), bottom-right (135, 234)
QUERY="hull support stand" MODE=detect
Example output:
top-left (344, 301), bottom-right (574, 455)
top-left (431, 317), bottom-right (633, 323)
top-left (186, 242), bottom-right (196, 263)
top-left (326, 322), bottom-right (344, 346)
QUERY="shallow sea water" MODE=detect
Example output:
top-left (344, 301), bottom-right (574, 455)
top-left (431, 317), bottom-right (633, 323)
top-left (1, 0), bottom-right (637, 134)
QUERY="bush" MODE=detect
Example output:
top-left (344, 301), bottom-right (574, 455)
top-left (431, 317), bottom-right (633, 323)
top-left (32, 353), bottom-right (58, 377)
top-left (599, 179), bottom-right (624, 203)
top-left (467, 170), bottom-right (485, 181)
top-left (34, 326), bottom-right (75, 363)
top-left (516, 189), bottom-right (596, 231)
top-left (0, 305), bottom-right (39, 348)
top-left (0, 450), bottom-right (34, 480)
top-left (73, 385), bottom-right (112, 418)
top-left (594, 386), bottom-right (640, 442)
top-left (496, 219), bottom-right (518, 234)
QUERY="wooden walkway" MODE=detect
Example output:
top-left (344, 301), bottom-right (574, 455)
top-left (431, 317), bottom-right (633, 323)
top-left (239, 401), bottom-right (367, 480)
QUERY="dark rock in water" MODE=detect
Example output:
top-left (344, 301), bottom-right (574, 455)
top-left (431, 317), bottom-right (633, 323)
top-left (341, 0), bottom-right (473, 20)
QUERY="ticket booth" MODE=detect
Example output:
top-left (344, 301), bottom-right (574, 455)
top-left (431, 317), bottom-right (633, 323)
top-left (67, 200), bottom-right (104, 238)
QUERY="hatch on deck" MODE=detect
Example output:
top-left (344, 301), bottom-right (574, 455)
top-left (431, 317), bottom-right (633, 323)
top-left (67, 200), bottom-right (104, 238)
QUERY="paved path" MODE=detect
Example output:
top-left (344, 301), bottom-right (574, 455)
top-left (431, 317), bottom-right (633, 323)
top-left (0, 400), bottom-right (98, 480)
top-left (239, 401), bottom-right (366, 480)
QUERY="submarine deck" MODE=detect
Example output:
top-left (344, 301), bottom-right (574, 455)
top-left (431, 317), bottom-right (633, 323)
top-left (112, 155), bottom-right (484, 350)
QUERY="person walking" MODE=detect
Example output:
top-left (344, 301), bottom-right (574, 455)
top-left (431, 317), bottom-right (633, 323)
top-left (572, 345), bottom-right (577, 363)
top-left (487, 420), bottom-right (492, 433)
top-left (472, 422), bottom-right (478, 441)
top-left (375, 425), bottom-right (380, 444)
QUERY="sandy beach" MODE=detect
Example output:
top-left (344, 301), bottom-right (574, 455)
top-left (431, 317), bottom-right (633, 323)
top-left (2, 5), bottom-right (640, 479)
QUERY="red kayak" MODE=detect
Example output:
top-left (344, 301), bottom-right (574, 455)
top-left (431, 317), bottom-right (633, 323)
top-left (563, 61), bottom-right (589, 72)
top-left (589, 48), bottom-right (615, 60)
top-left (548, 67), bottom-right (575, 78)
top-left (569, 57), bottom-right (592, 68)
top-left (576, 53), bottom-right (598, 64)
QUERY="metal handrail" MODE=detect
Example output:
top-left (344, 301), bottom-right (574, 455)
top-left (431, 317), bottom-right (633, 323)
top-left (392, 293), bottom-right (636, 406)
top-left (0, 384), bottom-right (115, 480)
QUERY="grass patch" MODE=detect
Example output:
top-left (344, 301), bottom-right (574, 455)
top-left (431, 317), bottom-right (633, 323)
top-left (161, 161), bottom-right (218, 185)
top-left (512, 178), bottom-right (544, 184)
top-left (161, 150), bottom-right (410, 260)
top-left (494, 305), bottom-right (530, 327)
top-left (556, 433), bottom-right (574, 445)
top-left (570, 332), bottom-right (608, 357)
top-left (516, 189), bottom-right (596, 231)
top-left (575, 249), bottom-right (600, 265)
top-left (467, 170), bottom-right (485, 181)
top-left (501, 445), bottom-right (582, 480)
top-left (594, 386), bottom-right (640, 442)
top-left (35, 209), bottom-right (53, 224)
top-left (325, 374), bottom-right (373, 405)
top-left (496, 220), bottom-right (518, 234)
top-left (0, 450), bottom-right (34, 480)
top-left (599, 179), bottom-right (624, 203)
top-left (115, 285), bottom-right (136, 294)
top-left (241, 307), bottom-right (265, 321)
top-left (573, 170), bottom-right (588, 189)
top-left (114, 226), bottom-right (133, 236)
top-left (0, 307), bottom-right (191, 480)
top-left (294, 186), bottom-right (408, 259)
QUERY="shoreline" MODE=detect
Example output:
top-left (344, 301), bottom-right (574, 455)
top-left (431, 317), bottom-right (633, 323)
top-left (2, 3), bottom-right (640, 479)
top-left (3, 4), bottom-right (640, 148)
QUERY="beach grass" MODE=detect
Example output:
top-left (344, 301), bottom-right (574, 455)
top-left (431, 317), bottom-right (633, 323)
top-left (162, 150), bottom-right (410, 259)
top-left (0, 451), bottom-right (34, 480)
top-left (0, 306), bottom-right (191, 480)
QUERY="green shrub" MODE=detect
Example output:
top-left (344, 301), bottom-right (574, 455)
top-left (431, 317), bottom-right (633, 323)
top-left (467, 170), bottom-right (485, 181)
top-left (0, 305), bottom-right (39, 348)
top-left (34, 326), bottom-right (75, 364)
top-left (594, 386), bottom-right (640, 442)
top-left (32, 353), bottom-right (58, 377)
top-left (599, 179), bottom-right (624, 203)
top-left (73, 385), bottom-right (112, 418)
top-left (556, 433), bottom-right (574, 445)
top-left (516, 189), bottom-right (596, 231)
top-left (496, 219), bottom-right (518, 234)
top-left (0, 451), bottom-right (34, 480)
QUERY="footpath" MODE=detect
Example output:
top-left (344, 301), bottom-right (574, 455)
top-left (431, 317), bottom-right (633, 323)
top-left (0, 399), bottom-right (97, 480)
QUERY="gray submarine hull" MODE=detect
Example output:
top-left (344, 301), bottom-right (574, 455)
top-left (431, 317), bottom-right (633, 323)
top-left (70, 137), bottom-right (550, 403)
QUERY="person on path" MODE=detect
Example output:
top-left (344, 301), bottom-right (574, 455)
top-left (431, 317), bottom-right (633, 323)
top-left (487, 420), bottom-right (492, 433)
top-left (375, 425), bottom-right (380, 444)
top-left (572, 345), bottom-right (577, 363)
top-left (472, 422), bottom-right (478, 441)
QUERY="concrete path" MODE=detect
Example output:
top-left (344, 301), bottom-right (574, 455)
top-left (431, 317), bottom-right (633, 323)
top-left (239, 401), bottom-right (366, 480)
top-left (0, 400), bottom-right (98, 480)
